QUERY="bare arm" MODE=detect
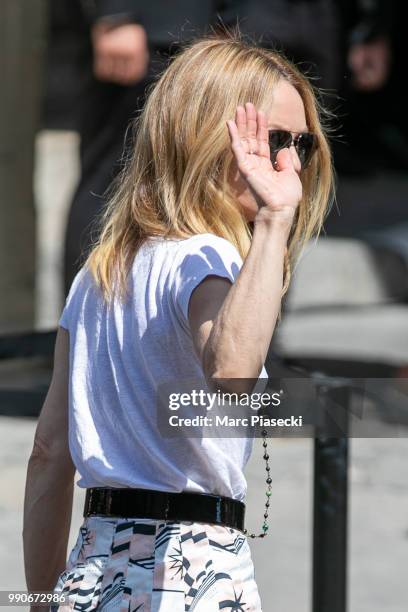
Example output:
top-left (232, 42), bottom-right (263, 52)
top-left (189, 103), bottom-right (302, 381)
top-left (189, 217), bottom-right (289, 381)
top-left (23, 327), bottom-right (76, 611)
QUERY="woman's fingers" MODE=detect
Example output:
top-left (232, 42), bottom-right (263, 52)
top-left (228, 103), bottom-right (276, 168)
top-left (256, 109), bottom-right (268, 142)
top-left (235, 106), bottom-right (247, 140)
top-left (226, 120), bottom-right (247, 166)
top-left (256, 110), bottom-right (270, 159)
top-left (245, 102), bottom-right (258, 153)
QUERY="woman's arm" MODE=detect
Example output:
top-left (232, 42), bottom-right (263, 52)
top-left (189, 215), bottom-right (289, 381)
top-left (189, 103), bottom-right (302, 382)
top-left (23, 326), bottom-right (76, 609)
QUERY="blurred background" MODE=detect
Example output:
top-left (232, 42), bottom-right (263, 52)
top-left (1, 1), bottom-right (408, 610)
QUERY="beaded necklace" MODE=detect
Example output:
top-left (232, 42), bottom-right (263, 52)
top-left (243, 429), bottom-right (271, 539)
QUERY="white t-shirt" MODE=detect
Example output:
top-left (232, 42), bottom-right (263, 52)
top-left (59, 232), bottom-right (267, 501)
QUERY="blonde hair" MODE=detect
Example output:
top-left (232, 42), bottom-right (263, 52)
top-left (83, 30), bottom-right (335, 304)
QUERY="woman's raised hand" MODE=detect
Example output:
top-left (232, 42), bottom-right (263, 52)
top-left (227, 102), bottom-right (302, 226)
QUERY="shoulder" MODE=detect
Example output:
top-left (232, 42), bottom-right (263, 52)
top-left (172, 233), bottom-right (243, 267)
top-left (168, 234), bottom-right (243, 322)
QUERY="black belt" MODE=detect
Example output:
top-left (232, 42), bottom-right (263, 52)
top-left (83, 487), bottom-right (246, 532)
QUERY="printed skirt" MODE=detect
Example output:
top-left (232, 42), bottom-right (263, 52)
top-left (51, 516), bottom-right (263, 611)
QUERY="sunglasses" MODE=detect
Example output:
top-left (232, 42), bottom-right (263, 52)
top-left (268, 130), bottom-right (317, 168)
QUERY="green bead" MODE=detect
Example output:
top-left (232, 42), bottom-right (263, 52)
top-left (266, 491), bottom-right (272, 497)
top-left (262, 524), bottom-right (269, 531)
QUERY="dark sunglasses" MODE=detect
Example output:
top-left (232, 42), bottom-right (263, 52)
top-left (268, 130), bottom-right (317, 168)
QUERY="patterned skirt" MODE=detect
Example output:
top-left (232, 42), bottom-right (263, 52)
top-left (51, 515), bottom-right (263, 611)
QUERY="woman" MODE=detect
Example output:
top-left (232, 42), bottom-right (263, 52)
top-left (23, 32), bottom-right (333, 611)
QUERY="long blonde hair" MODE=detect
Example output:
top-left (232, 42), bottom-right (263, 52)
top-left (83, 31), bottom-right (335, 303)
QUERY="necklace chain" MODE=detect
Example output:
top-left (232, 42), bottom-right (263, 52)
top-left (243, 429), bottom-right (271, 539)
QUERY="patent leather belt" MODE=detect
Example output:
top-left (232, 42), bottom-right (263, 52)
top-left (83, 487), bottom-right (246, 532)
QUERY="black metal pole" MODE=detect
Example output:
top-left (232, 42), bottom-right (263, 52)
top-left (312, 384), bottom-right (350, 612)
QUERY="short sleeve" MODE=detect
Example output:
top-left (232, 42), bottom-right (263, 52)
top-left (170, 233), bottom-right (243, 324)
top-left (58, 266), bottom-right (87, 331)
top-left (58, 302), bottom-right (70, 330)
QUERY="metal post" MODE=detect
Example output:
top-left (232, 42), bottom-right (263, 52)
top-left (0, 0), bottom-right (47, 332)
top-left (312, 384), bottom-right (350, 612)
